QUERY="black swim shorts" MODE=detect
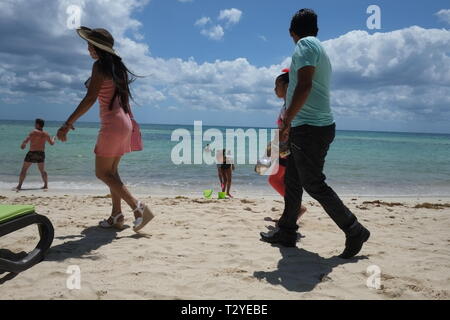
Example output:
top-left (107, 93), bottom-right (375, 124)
top-left (24, 151), bottom-right (45, 163)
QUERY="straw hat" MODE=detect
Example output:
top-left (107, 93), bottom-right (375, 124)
top-left (76, 26), bottom-right (119, 56)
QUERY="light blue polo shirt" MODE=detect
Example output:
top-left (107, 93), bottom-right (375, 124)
top-left (286, 36), bottom-right (334, 127)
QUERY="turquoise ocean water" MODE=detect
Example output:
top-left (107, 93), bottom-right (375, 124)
top-left (1, 120), bottom-right (449, 197)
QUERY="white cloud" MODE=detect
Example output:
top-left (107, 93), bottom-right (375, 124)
top-left (0, 0), bottom-right (274, 112)
top-left (436, 9), bottom-right (450, 25)
top-left (200, 25), bottom-right (224, 41)
top-left (323, 26), bottom-right (450, 121)
top-left (194, 17), bottom-right (211, 27)
top-left (258, 35), bottom-right (268, 42)
top-left (218, 8), bottom-right (242, 27)
top-left (195, 8), bottom-right (242, 40)
top-left (0, 0), bottom-right (154, 105)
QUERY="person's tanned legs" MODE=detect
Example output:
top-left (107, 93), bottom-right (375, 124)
top-left (16, 162), bottom-right (32, 190)
top-left (37, 162), bottom-right (48, 189)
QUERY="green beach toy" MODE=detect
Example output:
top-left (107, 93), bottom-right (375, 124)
top-left (203, 189), bottom-right (213, 199)
top-left (218, 191), bottom-right (227, 199)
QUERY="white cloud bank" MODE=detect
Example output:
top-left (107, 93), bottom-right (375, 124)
top-left (0, 1), bottom-right (449, 126)
top-left (324, 26), bottom-right (450, 121)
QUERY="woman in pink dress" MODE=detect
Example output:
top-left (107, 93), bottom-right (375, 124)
top-left (56, 27), bottom-right (153, 232)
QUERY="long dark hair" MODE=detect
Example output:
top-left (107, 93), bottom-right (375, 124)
top-left (91, 43), bottom-right (138, 113)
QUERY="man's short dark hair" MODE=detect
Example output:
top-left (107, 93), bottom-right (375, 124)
top-left (290, 8), bottom-right (319, 38)
top-left (35, 118), bottom-right (45, 128)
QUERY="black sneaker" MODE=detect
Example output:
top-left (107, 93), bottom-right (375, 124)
top-left (260, 230), bottom-right (296, 247)
top-left (339, 226), bottom-right (370, 259)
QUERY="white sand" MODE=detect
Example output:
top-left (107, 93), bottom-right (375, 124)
top-left (0, 190), bottom-right (449, 300)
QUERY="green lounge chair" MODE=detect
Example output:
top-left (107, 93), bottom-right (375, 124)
top-left (0, 205), bottom-right (54, 273)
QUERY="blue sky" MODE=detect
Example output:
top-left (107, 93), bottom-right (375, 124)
top-left (141, 0), bottom-right (448, 65)
top-left (0, 0), bottom-right (449, 133)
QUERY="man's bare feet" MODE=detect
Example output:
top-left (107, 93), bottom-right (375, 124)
top-left (298, 205), bottom-right (307, 219)
top-left (271, 206), bottom-right (307, 226)
top-left (227, 193), bottom-right (233, 198)
top-left (41, 185), bottom-right (48, 191)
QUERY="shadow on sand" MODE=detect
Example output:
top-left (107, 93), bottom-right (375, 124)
top-left (0, 250), bottom-right (27, 284)
top-left (253, 243), bottom-right (368, 293)
top-left (46, 225), bottom-right (151, 262)
top-left (0, 224), bottom-right (150, 284)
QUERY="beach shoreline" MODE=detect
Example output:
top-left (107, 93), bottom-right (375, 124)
top-left (2, 186), bottom-right (450, 200)
top-left (1, 191), bottom-right (449, 300)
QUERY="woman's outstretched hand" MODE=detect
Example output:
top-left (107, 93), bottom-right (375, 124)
top-left (57, 123), bottom-right (75, 142)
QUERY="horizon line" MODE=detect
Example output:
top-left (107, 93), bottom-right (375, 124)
top-left (0, 118), bottom-right (449, 136)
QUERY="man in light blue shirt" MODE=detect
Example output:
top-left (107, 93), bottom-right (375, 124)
top-left (286, 35), bottom-right (334, 127)
top-left (261, 9), bottom-right (370, 259)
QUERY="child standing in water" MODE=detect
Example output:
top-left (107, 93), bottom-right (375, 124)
top-left (217, 149), bottom-right (235, 198)
top-left (268, 71), bottom-right (306, 221)
top-left (16, 118), bottom-right (55, 191)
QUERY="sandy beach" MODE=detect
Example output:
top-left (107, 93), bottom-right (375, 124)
top-left (0, 190), bottom-right (448, 300)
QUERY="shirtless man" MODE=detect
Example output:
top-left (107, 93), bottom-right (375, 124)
top-left (16, 118), bottom-right (55, 191)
